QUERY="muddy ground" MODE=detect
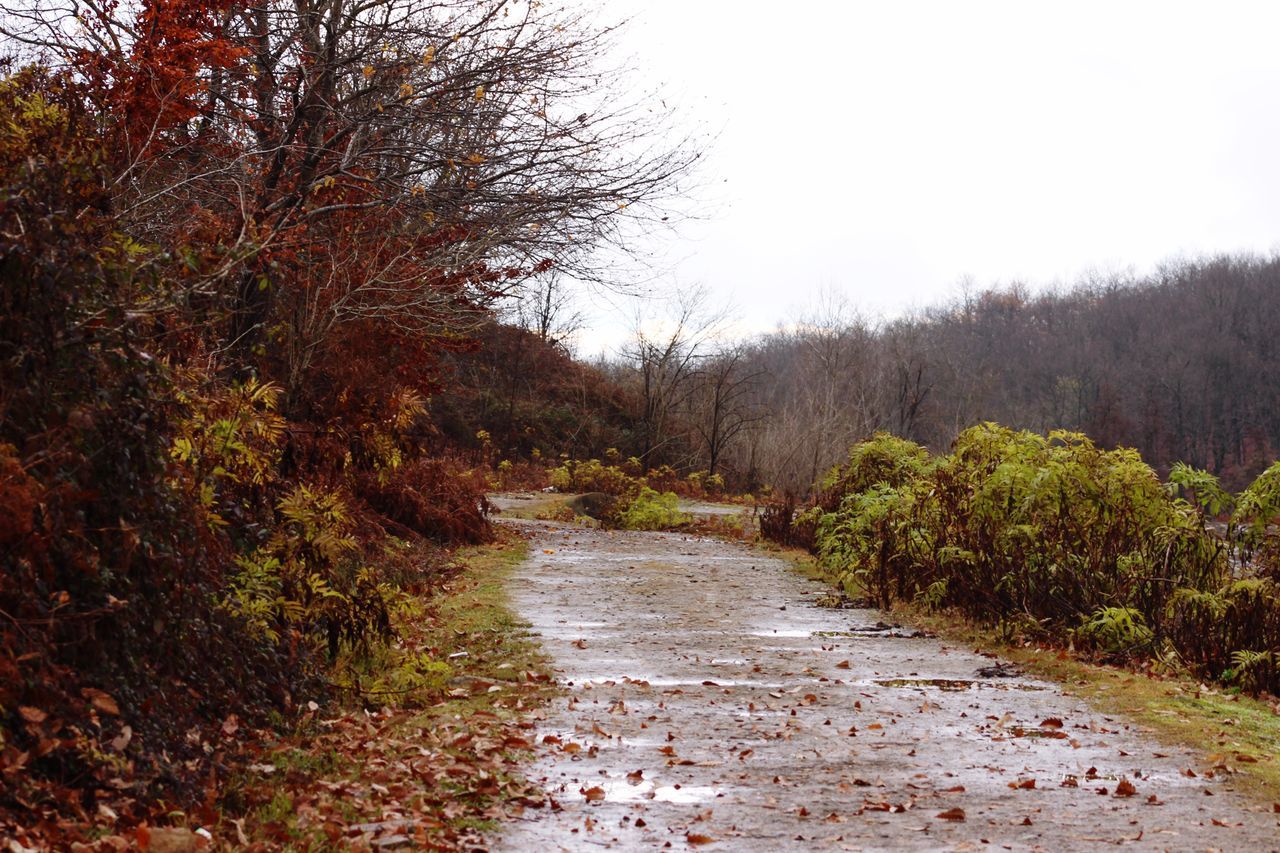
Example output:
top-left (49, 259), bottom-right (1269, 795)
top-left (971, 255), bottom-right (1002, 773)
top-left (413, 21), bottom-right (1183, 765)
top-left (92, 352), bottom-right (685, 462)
top-left (492, 518), bottom-right (1279, 851)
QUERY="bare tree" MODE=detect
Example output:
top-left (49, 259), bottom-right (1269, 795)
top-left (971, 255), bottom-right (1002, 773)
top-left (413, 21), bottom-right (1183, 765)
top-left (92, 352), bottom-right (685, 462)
top-left (686, 343), bottom-right (764, 477)
top-left (621, 285), bottom-right (728, 468)
top-left (509, 270), bottom-right (585, 353)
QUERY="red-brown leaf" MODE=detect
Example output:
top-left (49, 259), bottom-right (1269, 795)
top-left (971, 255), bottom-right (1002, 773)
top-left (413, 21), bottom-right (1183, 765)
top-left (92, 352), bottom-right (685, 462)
top-left (18, 706), bottom-right (47, 724)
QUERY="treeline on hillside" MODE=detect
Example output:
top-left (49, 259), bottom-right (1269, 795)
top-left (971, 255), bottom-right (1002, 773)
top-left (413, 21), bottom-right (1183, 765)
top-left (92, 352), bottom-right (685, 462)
top-left (741, 255), bottom-right (1280, 493)
top-left (463, 255), bottom-right (1277, 495)
top-left (0, 0), bottom-right (693, 836)
top-left (431, 320), bottom-right (639, 460)
top-left (440, 254), bottom-right (1280, 496)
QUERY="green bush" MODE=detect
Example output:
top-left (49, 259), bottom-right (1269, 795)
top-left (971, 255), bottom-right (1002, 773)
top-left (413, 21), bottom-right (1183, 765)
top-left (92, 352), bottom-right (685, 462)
top-left (548, 458), bottom-right (641, 496)
top-left (808, 424), bottom-right (1280, 688)
top-left (618, 488), bottom-right (690, 531)
top-left (1077, 607), bottom-right (1154, 656)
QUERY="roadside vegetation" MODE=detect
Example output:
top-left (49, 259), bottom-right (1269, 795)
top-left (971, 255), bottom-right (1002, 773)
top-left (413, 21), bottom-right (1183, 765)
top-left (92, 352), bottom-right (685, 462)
top-left (5, 0), bottom-right (1280, 846)
top-left (763, 426), bottom-right (1280, 696)
top-left (0, 0), bottom-right (692, 845)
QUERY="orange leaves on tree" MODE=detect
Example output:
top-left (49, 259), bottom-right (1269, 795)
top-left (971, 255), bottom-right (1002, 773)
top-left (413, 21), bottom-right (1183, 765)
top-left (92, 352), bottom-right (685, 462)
top-left (114, 0), bottom-right (246, 152)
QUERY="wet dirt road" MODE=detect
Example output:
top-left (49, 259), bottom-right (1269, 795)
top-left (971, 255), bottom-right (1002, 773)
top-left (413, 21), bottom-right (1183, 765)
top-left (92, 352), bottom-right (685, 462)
top-left (494, 520), bottom-right (1279, 851)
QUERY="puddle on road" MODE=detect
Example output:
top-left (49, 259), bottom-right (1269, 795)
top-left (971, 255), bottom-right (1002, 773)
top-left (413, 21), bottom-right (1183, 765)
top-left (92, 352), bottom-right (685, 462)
top-left (874, 678), bottom-right (1047, 692)
top-left (813, 626), bottom-right (933, 639)
top-left (582, 778), bottom-right (722, 804)
top-left (1008, 726), bottom-right (1069, 739)
top-left (640, 677), bottom-right (787, 689)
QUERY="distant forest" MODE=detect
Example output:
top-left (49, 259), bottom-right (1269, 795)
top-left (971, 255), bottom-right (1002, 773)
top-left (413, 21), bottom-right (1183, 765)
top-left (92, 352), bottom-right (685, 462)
top-left (438, 253), bottom-right (1280, 493)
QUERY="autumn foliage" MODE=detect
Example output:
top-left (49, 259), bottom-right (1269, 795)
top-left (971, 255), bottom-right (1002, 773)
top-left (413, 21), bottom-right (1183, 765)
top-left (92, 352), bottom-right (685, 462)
top-left (0, 0), bottom-right (694, 841)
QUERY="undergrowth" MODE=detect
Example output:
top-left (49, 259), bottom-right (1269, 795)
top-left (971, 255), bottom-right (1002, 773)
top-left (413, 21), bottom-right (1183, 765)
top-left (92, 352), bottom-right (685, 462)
top-left (767, 426), bottom-right (1280, 695)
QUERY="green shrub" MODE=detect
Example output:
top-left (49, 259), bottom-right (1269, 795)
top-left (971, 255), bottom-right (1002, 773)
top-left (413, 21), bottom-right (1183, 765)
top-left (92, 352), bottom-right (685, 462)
top-left (225, 484), bottom-right (394, 658)
top-left (818, 432), bottom-right (933, 512)
top-left (808, 424), bottom-right (1279, 686)
top-left (1234, 460), bottom-right (1280, 562)
top-left (1077, 607), bottom-right (1155, 657)
top-left (548, 458), bottom-right (641, 496)
top-left (618, 488), bottom-right (690, 531)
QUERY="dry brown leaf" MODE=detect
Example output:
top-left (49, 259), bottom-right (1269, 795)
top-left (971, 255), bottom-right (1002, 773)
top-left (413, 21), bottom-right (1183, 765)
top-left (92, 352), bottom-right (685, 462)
top-left (936, 807), bottom-right (966, 821)
top-left (18, 706), bottom-right (47, 724)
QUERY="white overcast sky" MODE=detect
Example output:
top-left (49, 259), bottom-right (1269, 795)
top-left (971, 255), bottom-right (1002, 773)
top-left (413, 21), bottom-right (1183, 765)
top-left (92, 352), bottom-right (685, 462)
top-left (571, 0), bottom-right (1280, 353)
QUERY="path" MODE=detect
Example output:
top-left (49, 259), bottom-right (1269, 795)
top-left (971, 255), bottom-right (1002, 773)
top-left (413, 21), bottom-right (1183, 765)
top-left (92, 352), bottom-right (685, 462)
top-left (494, 519), bottom-right (1279, 851)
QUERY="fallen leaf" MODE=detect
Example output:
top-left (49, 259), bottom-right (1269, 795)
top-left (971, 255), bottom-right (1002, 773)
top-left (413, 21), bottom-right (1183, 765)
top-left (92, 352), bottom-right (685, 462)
top-left (110, 725), bottom-right (132, 752)
top-left (1114, 778), bottom-right (1137, 797)
top-left (1039, 717), bottom-right (1064, 729)
top-left (18, 706), bottom-right (47, 724)
top-left (936, 807), bottom-right (966, 821)
top-left (836, 660), bottom-right (851, 669)
top-left (583, 785), bottom-right (605, 802)
top-left (686, 833), bottom-right (715, 845)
